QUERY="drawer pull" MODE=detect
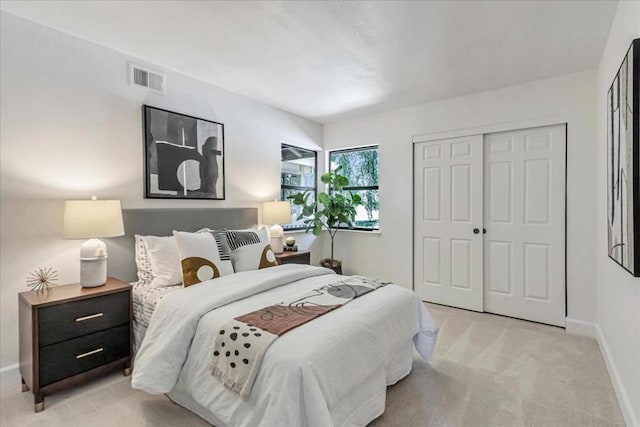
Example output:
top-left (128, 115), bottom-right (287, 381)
top-left (76, 348), bottom-right (103, 359)
top-left (75, 313), bottom-right (103, 322)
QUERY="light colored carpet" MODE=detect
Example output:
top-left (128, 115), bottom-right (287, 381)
top-left (0, 304), bottom-right (624, 427)
top-left (370, 304), bottom-right (624, 427)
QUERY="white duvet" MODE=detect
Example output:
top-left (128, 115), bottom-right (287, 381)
top-left (132, 265), bottom-right (438, 427)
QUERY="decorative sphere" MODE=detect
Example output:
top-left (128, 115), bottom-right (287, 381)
top-left (285, 236), bottom-right (296, 247)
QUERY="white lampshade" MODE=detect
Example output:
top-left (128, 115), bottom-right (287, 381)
top-left (63, 199), bottom-right (125, 239)
top-left (262, 201), bottom-right (292, 225)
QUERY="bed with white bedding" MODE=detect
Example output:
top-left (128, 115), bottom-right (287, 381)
top-left (133, 283), bottom-right (182, 328)
top-left (132, 264), bottom-right (438, 427)
top-left (131, 282), bottom-right (181, 351)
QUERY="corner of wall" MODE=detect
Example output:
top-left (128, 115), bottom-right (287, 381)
top-left (0, 364), bottom-right (19, 390)
top-left (596, 325), bottom-right (640, 427)
top-left (565, 317), bottom-right (598, 338)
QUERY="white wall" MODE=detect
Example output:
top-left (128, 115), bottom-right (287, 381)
top-left (595, 2), bottom-right (640, 425)
top-left (0, 12), bottom-right (324, 375)
top-left (324, 71), bottom-right (598, 326)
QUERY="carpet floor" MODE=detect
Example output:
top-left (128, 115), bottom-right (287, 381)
top-left (0, 303), bottom-right (624, 427)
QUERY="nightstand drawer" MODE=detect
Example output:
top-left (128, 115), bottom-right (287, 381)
top-left (39, 324), bottom-right (130, 386)
top-left (39, 291), bottom-right (130, 347)
top-left (276, 251), bottom-right (311, 265)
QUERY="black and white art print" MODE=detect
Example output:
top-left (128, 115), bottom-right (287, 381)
top-left (607, 39), bottom-right (639, 277)
top-left (143, 106), bottom-right (225, 200)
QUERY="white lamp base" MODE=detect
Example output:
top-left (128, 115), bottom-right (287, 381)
top-left (80, 238), bottom-right (108, 287)
top-left (270, 236), bottom-right (284, 254)
top-left (269, 224), bottom-right (284, 254)
top-left (81, 259), bottom-right (107, 287)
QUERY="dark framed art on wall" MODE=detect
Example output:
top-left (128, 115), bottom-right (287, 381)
top-left (143, 105), bottom-right (225, 200)
top-left (607, 38), bottom-right (639, 277)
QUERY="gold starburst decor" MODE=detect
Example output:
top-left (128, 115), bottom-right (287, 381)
top-left (26, 267), bottom-right (59, 293)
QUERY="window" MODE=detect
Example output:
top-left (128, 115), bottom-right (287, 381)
top-left (281, 144), bottom-right (317, 230)
top-left (329, 146), bottom-right (379, 230)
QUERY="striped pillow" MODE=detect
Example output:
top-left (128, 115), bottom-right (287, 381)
top-left (226, 227), bottom-right (278, 272)
top-left (173, 231), bottom-right (235, 287)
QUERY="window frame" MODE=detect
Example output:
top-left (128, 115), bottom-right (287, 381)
top-left (280, 143), bottom-right (318, 231)
top-left (328, 145), bottom-right (380, 231)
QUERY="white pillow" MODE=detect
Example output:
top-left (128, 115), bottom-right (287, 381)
top-left (141, 235), bottom-right (183, 287)
top-left (226, 227), bottom-right (278, 272)
top-left (173, 230), bottom-right (235, 287)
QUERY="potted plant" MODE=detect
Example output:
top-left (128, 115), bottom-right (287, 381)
top-left (288, 166), bottom-right (362, 274)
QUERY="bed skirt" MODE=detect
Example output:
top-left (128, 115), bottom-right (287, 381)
top-left (166, 340), bottom-right (415, 427)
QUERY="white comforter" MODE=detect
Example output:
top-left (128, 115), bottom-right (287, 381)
top-left (132, 265), bottom-right (438, 427)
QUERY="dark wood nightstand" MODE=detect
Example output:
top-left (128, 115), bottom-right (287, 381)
top-left (275, 250), bottom-right (311, 265)
top-left (18, 278), bottom-right (132, 412)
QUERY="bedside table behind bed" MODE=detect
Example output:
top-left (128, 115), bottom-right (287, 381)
top-left (275, 250), bottom-right (311, 265)
top-left (18, 278), bottom-right (132, 412)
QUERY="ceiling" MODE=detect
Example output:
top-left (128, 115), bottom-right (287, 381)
top-left (0, 1), bottom-right (617, 123)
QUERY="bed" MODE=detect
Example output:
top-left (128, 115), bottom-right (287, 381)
top-left (106, 208), bottom-right (438, 427)
top-left (131, 282), bottom-right (180, 351)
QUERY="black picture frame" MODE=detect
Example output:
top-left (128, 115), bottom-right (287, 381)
top-left (143, 105), bottom-right (225, 200)
top-left (607, 38), bottom-right (640, 277)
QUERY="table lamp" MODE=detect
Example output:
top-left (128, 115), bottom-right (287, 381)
top-left (263, 201), bottom-right (291, 254)
top-left (63, 197), bottom-right (125, 287)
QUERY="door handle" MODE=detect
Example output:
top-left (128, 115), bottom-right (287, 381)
top-left (473, 228), bottom-right (480, 234)
top-left (483, 228), bottom-right (487, 234)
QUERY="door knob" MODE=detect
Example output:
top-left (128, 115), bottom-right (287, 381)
top-left (473, 228), bottom-right (480, 234)
top-left (483, 228), bottom-right (487, 234)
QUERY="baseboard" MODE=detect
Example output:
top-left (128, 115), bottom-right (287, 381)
top-left (0, 363), bottom-right (19, 389)
top-left (596, 325), bottom-right (639, 427)
top-left (565, 317), bottom-right (598, 338)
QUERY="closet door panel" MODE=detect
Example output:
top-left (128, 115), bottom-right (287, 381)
top-left (483, 124), bottom-right (566, 327)
top-left (414, 135), bottom-right (484, 312)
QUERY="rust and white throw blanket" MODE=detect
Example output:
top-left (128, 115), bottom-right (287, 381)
top-left (210, 276), bottom-right (388, 398)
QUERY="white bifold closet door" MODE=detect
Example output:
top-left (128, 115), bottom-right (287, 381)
top-left (414, 124), bottom-right (566, 327)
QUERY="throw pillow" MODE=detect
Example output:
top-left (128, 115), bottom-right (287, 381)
top-left (173, 230), bottom-right (235, 287)
top-left (226, 227), bottom-right (278, 272)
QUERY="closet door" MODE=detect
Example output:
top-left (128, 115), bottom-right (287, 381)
top-left (483, 124), bottom-right (566, 326)
top-left (413, 135), bottom-right (484, 311)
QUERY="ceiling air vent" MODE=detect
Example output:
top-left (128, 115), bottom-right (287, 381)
top-left (130, 63), bottom-right (165, 94)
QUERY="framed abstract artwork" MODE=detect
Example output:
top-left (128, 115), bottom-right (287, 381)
top-left (143, 105), bottom-right (225, 199)
top-left (607, 38), bottom-right (639, 276)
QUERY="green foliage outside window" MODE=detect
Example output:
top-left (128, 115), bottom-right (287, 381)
top-left (330, 147), bottom-right (379, 228)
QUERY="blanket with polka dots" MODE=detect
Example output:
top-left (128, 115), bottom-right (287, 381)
top-left (209, 276), bottom-right (388, 398)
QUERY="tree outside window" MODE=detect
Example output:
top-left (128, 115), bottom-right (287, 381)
top-left (329, 146), bottom-right (379, 230)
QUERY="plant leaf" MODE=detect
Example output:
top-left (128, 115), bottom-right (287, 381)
top-left (318, 192), bottom-right (330, 205)
top-left (335, 175), bottom-right (349, 187)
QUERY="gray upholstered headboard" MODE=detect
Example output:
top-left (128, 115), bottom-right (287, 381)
top-left (105, 208), bottom-right (258, 282)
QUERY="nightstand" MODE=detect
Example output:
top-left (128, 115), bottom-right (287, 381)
top-left (275, 250), bottom-right (311, 265)
top-left (18, 278), bottom-right (132, 412)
